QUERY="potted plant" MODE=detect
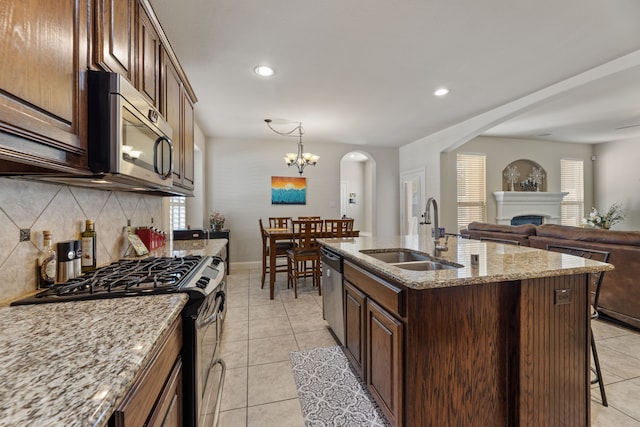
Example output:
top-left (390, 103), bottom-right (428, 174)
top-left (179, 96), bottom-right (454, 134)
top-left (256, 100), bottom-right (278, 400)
top-left (583, 203), bottom-right (624, 229)
top-left (210, 211), bottom-right (226, 231)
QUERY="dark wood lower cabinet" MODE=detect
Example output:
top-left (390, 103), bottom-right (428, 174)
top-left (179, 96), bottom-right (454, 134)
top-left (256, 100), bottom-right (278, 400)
top-left (344, 258), bottom-right (592, 427)
top-left (111, 316), bottom-right (183, 427)
top-left (147, 358), bottom-right (183, 427)
top-left (367, 299), bottom-right (403, 427)
top-left (344, 281), bottom-right (366, 378)
top-left (344, 263), bottom-right (404, 426)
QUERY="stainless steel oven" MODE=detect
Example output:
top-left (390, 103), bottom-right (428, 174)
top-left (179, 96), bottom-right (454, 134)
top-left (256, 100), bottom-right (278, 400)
top-left (11, 255), bottom-right (226, 427)
top-left (194, 283), bottom-right (226, 426)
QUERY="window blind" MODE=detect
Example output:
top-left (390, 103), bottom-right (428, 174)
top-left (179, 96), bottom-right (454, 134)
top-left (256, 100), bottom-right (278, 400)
top-left (456, 153), bottom-right (486, 231)
top-left (560, 159), bottom-right (584, 226)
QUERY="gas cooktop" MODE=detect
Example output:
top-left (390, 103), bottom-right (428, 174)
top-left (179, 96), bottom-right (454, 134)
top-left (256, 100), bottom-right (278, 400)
top-left (12, 255), bottom-right (223, 305)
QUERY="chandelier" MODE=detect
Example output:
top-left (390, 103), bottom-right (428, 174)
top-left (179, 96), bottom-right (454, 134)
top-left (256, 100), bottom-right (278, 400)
top-left (264, 119), bottom-right (319, 175)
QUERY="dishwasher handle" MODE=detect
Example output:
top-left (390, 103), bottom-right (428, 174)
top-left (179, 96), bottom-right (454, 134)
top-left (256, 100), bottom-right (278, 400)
top-left (321, 247), bottom-right (343, 272)
top-left (321, 247), bottom-right (340, 261)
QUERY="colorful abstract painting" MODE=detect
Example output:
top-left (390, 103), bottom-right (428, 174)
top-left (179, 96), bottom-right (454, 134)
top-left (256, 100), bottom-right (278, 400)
top-left (271, 176), bottom-right (307, 205)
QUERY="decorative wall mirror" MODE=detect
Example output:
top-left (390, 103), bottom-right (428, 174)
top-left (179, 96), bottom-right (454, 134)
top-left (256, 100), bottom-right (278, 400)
top-left (502, 159), bottom-right (547, 192)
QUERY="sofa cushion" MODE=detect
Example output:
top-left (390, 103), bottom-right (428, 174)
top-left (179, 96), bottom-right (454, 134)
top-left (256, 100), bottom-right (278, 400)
top-left (461, 222), bottom-right (536, 246)
top-left (536, 224), bottom-right (640, 247)
top-left (466, 222), bottom-right (537, 236)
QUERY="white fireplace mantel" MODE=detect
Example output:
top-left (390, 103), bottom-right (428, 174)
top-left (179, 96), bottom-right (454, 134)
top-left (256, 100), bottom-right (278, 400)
top-left (493, 191), bottom-right (569, 225)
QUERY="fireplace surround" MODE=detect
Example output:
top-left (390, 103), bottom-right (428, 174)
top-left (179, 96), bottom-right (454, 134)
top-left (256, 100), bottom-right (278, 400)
top-left (493, 191), bottom-right (569, 225)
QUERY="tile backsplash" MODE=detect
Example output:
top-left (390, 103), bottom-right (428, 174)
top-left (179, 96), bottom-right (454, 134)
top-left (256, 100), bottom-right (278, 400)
top-left (0, 177), bottom-right (165, 303)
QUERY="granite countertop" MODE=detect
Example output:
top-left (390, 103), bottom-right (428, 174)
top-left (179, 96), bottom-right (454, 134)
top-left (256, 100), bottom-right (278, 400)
top-left (0, 294), bottom-right (188, 427)
top-left (319, 234), bottom-right (614, 290)
top-left (0, 239), bottom-right (227, 426)
top-left (136, 238), bottom-right (228, 258)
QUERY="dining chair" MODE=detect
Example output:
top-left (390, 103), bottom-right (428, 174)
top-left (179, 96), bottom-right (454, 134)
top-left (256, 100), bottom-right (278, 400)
top-left (298, 216), bottom-right (321, 221)
top-left (287, 219), bottom-right (323, 298)
top-left (546, 244), bottom-right (610, 407)
top-left (324, 218), bottom-right (354, 237)
top-left (259, 219), bottom-right (292, 289)
top-left (268, 217), bottom-right (292, 228)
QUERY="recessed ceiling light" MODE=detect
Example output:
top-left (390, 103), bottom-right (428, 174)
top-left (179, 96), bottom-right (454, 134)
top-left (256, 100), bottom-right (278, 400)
top-left (434, 88), bottom-right (449, 97)
top-left (254, 65), bottom-right (275, 77)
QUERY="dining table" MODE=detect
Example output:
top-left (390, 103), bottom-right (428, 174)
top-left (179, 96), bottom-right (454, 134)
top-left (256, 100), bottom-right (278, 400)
top-left (263, 226), bottom-right (359, 299)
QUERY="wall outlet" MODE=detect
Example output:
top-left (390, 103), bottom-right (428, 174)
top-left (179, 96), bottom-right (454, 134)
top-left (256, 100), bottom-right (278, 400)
top-left (555, 289), bottom-right (573, 305)
top-left (19, 229), bottom-right (31, 242)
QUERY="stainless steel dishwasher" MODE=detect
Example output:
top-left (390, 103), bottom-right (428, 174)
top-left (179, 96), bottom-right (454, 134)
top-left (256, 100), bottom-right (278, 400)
top-left (321, 246), bottom-right (344, 345)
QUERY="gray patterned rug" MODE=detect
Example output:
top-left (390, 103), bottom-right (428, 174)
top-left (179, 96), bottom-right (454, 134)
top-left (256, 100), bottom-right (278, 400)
top-left (289, 346), bottom-right (390, 427)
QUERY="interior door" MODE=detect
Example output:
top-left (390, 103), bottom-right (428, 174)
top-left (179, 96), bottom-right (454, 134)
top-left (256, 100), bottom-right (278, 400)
top-left (400, 168), bottom-right (425, 235)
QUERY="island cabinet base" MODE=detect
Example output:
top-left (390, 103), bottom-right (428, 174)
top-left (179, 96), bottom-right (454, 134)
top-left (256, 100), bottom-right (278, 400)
top-left (404, 274), bottom-right (590, 427)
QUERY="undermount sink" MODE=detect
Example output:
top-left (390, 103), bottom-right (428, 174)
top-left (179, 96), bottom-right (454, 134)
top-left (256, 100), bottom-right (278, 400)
top-left (359, 249), bottom-right (430, 263)
top-left (393, 261), bottom-right (461, 271)
top-left (359, 249), bottom-right (464, 271)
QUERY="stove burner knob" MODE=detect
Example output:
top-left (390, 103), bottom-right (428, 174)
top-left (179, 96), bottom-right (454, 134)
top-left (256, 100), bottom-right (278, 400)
top-left (196, 277), bottom-right (210, 289)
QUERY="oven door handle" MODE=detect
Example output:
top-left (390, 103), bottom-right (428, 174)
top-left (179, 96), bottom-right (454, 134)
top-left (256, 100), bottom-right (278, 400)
top-left (210, 358), bottom-right (226, 427)
top-left (195, 293), bottom-right (224, 328)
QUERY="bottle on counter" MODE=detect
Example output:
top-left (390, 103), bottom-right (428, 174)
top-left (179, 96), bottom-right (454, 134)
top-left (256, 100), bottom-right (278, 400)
top-left (81, 219), bottom-right (97, 272)
top-left (38, 230), bottom-right (57, 288)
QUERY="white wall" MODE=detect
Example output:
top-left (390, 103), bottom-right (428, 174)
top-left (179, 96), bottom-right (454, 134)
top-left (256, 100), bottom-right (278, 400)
top-left (401, 136), bottom-right (596, 232)
top-left (442, 136), bottom-right (595, 230)
top-left (205, 137), bottom-right (398, 262)
top-left (593, 138), bottom-right (640, 230)
top-left (185, 123), bottom-right (206, 228)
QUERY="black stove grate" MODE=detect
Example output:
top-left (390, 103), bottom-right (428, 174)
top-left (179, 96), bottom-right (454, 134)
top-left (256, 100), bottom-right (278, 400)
top-left (35, 255), bottom-right (203, 299)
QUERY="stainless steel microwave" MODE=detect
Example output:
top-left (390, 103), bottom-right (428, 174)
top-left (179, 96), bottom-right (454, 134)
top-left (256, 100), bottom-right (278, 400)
top-left (88, 71), bottom-right (173, 190)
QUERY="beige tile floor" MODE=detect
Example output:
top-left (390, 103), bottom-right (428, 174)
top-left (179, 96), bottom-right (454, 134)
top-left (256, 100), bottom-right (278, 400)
top-left (218, 265), bottom-right (640, 427)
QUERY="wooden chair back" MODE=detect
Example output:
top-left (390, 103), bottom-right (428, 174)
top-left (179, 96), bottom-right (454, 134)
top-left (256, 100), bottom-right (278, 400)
top-left (269, 217), bottom-right (291, 228)
top-left (258, 218), bottom-right (268, 251)
top-left (291, 219), bottom-right (323, 251)
top-left (297, 216), bottom-right (321, 221)
top-left (324, 219), bottom-right (354, 237)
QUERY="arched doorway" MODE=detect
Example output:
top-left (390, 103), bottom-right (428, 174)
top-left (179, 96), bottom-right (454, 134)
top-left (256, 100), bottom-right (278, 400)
top-left (340, 151), bottom-right (375, 236)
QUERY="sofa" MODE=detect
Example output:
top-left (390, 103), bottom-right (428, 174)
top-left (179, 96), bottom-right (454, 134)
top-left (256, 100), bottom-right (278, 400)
top-left (461, 222), bottom-right (640, 330)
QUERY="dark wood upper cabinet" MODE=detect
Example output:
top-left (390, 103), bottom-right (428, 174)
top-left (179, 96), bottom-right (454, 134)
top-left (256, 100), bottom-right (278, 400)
top-left (0, 0), bottom-right (88, 172)
top-left (0, 0), bottom-right (197, 188)
top-left (162, 51), bottom-right (183, 184)
top-left (181, 92), bottom-right (195, 189)
top-left (137, 4), bottom-right (160, 107)
top-left (161, 47), bottom-right (195, 192)
top-left (94, 0), bottom-right (135, 81)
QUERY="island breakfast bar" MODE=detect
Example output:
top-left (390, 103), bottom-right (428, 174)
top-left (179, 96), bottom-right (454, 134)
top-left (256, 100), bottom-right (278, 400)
top-left (319, 234), bottom-right (612, 427)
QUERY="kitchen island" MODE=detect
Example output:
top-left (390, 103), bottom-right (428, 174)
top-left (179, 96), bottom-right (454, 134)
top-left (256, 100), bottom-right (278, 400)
top-left (319, 234), bottom-right (613, 427)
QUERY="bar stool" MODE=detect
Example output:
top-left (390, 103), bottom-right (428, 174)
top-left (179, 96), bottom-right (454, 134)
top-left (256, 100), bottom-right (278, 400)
top-left (259, 219), bottom-right (292, 289)
top-left (287, 219), bottom-right (323, 298)
top-left (324, 218), bottom-right (354, 237)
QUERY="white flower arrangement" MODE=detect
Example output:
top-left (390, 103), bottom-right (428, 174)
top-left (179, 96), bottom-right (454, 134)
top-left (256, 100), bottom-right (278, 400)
top-left (583, 203), bottom-right (624, 229)
top-left (209, 211), bottom-right (225, 226)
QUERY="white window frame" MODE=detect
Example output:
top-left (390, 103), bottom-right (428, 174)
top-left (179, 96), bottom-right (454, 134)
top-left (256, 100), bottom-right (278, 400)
top-left (560, 158), bottom-right (584, 226)
top-left (169, 196), bottom-right (186, 231)
top-left (456, 153), bottom-right (486, 231)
